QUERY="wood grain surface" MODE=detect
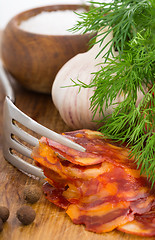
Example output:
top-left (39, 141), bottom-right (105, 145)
top-left (0, 32), bottom-right (154, 240)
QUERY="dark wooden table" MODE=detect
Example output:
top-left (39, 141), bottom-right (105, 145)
top-left (0, 31), bottom-right (153, 240)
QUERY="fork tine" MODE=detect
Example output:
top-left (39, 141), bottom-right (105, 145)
top-left (12, 123), bottom-right (38, 147)
top-left (2, 96), bottom-right (85, 177)
top-left (3, 146), bottom-right (45, 178)
top-left (0, 64), bottom-right (85, 178)
top-left (10, 138), bottom-right (32, 159)
top-left (5, 97), bottom-right (85, 152)
top-left (2, 97), bottom-right (45, 177)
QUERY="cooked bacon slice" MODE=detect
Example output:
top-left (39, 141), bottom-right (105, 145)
top-left (32, 129), bottom-right (155, 236)
top-left (43, 182), bottom-right (134, 233)
top-left (130, 195), bottom-right (154, 214)
top-left (40, 129), bottom-right (137, 168)
top-left (66, 202), bottom-right (134, 233)
top-left (43, 182), bottom-right (70, 209)
top-left (118, 208), bottom-right (155, 237)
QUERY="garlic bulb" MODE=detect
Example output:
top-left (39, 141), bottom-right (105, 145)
top-left (52, 29), bottom-right (145, 130)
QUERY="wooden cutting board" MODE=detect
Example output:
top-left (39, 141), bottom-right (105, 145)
top-left (0, 34), bottom-right (154, 240)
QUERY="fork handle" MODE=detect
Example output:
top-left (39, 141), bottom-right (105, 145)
top-left (0, 60), bottom-right (15, 103)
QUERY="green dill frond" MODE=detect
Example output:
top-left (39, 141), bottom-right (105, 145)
top-left (72, 0), bottom-right (153, 60)
top-left (71, 0), bottom-right (155, 184)
top-left (130, 133), bottom-right (155, 186)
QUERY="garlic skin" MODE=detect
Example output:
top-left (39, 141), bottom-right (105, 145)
top-left (52, 30), bottom-right (146, 130)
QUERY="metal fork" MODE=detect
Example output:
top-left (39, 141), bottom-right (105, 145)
top-left (0, 61), bottom-right (85, 178)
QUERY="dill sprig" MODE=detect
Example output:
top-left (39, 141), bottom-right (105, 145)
top-left (71, 0), bottom-right (155, 184)
top-left (72, 0), bottom-right (154, 59)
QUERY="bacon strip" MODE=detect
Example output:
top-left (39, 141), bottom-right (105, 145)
top-left (66, 201), bottom-right (134, 233)
top-left (118, 208), bottom-right (155, 237)
top-left (41, 129), bottom-right (137, 168)
top-left (32, 129), bottom-right (155, 236)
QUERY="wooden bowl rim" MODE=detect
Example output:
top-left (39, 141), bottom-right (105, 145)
top-left (7, 4), bottom-right (90, 38)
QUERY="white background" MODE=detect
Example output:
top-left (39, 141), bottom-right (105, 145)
top-left (0, 0), bottom-right (88, 29)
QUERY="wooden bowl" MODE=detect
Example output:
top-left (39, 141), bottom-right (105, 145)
top-left (1, 5), bottom-right (92, 93)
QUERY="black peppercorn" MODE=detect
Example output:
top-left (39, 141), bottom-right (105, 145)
top-left (16, 205), bottom-right (36, 225)
top-left (0, 206), bottom-right (10, 222)
top-left (23, 185), bottom-right (42, 204)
